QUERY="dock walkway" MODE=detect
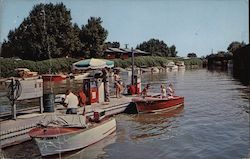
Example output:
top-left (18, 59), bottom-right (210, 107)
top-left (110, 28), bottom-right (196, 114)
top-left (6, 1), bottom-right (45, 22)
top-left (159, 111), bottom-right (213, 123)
top-left (0, 95), bottom-right (134, 148)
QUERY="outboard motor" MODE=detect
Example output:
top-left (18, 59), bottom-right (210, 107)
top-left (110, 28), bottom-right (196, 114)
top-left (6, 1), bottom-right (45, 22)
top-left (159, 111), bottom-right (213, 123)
top-left (93, 108), bottom-right (106, 122)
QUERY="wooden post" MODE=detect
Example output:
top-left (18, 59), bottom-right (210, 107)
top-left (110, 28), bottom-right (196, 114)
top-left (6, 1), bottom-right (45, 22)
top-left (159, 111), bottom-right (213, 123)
top-left (40, 96), bottom-right (44, 113)
top-left (11, 78), bottom-right (17, 120)
top-left (11, 101), bottom-right (16, 120)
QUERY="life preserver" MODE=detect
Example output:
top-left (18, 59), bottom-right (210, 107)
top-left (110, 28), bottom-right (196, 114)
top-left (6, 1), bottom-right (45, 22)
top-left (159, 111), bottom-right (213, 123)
top-left (78, 90), bottom-right (86, 107)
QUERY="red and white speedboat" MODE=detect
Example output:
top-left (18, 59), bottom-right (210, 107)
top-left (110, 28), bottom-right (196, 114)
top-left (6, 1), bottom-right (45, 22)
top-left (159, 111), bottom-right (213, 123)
top-left (29, 114), bottom-right (116, 156)
top-left (42, 74), bottom-right (67, 82)
top-left (132, 96), bottom-right (184, 113)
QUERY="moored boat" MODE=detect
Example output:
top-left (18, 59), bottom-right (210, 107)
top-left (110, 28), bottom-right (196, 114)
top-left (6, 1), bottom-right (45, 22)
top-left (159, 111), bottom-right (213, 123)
top-left (165, 62), bottom-right (178, 72)
top-left (132, 96), bottom-right (184, 113)
top-left (69, 73), bottom-right (90, 80)
top-left (42, 74), bottom-right (67, 82)
top-left (176, 61), bottom-right (186, 70)
top-left (29, 114), bottom-right (116, 156)
top-left (15, 68), bottom-right (38, 78)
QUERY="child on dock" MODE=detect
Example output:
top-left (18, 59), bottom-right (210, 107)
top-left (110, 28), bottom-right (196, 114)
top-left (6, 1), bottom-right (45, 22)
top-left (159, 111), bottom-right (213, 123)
top-left (114, 70), bottom-right (123, 98)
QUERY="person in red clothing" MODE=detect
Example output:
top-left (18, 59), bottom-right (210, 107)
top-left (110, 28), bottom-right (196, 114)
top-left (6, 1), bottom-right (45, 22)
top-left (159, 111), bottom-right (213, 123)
top-left (78, 89), bottom-right (86, 115)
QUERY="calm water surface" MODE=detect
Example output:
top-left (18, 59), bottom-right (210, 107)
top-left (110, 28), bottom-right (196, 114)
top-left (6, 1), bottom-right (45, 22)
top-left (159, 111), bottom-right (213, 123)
top-left (3, 69), bottom-right (250, 159)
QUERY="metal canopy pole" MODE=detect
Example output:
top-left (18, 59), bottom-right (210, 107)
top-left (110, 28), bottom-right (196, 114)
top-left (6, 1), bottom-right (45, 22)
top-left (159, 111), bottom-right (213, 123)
top-left (131, 48), bottom-right (134, 86)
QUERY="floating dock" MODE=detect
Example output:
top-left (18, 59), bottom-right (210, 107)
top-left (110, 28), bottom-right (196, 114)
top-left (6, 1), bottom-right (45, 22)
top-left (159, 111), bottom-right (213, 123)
top-left (0, 95), bottom-right (134, 148)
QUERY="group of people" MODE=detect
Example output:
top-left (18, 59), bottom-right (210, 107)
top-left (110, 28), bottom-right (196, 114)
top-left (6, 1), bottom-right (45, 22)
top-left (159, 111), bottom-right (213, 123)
top-left (160, 83), bottom-right (174, 98)
top-left (141, 83), bottom-right (175, 98)
top-left (62, 68), bottom-right (124, 114)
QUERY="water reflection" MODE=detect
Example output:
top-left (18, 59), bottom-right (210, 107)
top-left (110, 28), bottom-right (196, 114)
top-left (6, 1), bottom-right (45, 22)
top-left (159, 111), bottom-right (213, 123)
top-left (3, 133), bottom-right (117, 159)
top-left (132, 106), bottom-right (184, 124)
top-left (129, 106), bottom-right (184, 142)
top-left (43, 79), bottom-right (83, 94)
top-left (42, 133), bottom-right (117, 159)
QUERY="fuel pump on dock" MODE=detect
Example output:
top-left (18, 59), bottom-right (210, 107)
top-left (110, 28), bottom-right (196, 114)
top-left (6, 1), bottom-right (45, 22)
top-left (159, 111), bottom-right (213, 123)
top-left (127, 75), bottom-right (141, 95)
top-left (83, 77), bottom-right (98, 105)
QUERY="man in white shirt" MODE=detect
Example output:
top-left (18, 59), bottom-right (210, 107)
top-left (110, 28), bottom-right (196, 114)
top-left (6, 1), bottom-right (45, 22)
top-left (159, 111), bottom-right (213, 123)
top-left (63, 89), bottom-right (79, 114)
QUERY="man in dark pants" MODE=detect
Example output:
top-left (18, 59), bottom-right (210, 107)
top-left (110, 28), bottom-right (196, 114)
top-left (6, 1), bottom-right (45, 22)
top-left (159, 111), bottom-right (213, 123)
top-left (102, 68), bottom-right (110, 102)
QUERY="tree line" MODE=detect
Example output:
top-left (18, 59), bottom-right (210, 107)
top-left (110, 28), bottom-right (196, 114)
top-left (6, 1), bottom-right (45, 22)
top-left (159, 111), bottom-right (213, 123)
top-left (1, 3), bottom-right (108, 61)
top-left (1, 2), bottom-right (179, 61)
top-left (205, 41), bottom-right (246, 60)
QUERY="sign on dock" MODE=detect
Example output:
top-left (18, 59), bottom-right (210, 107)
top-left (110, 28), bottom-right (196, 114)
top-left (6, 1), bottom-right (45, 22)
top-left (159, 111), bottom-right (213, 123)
top-left (17, 79), bottom-right (43, 100)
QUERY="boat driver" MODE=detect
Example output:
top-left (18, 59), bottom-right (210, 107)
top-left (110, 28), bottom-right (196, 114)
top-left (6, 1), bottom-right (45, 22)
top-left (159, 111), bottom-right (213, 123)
top-left (141, 84), bottom-right (150, 98)
top-left (63, 89), bottom-right (79, 114)
top-left (167, 83), bottom-right (174, 99)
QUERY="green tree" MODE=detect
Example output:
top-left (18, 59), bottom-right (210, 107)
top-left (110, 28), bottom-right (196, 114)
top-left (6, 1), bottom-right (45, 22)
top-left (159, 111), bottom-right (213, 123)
top-left (169, 45), bottom-right (177, 57)
top-left (136, 38), bottom-right (172, 56)
top-left (104, 41), bottom-right (120, 48)
top-left (1, 40), bottom-right (15, 58)
top-left (187, 53), bottom-right (197, 58)
top-left (227, 41), bottom-right (246, 53)
top-left (1, 3), bottom-right (81, 61)
top-left (80, 17), bottom-right (108, 58)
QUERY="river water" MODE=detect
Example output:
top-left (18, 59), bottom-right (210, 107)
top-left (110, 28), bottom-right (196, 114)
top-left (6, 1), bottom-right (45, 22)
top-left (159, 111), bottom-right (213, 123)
top-left (2, 69), bottom-right (250, 159)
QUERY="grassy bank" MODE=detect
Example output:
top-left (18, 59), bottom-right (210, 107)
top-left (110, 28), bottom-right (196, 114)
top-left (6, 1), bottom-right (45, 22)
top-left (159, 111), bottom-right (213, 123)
top-left (0, 56), bottom-right (202, 78)
top-left (113, 56), bottom-right (203, 68)
top-left (0, 58), bottom-right (78, 78)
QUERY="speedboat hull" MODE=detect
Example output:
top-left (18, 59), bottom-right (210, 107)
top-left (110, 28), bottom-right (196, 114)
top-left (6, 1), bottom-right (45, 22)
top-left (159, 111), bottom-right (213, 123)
top-left (42, 74), bottom-right (67, 82)
top-left (29, 118), bottom-right (116, 156)
top-left (132, 96), bottom-right (184, 113)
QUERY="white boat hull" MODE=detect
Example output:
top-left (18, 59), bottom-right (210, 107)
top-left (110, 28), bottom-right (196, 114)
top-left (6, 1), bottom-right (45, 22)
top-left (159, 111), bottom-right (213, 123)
top-left (73, 73), bottom-right (90, 80)
top-left (33, 118), bottom-right (116, 156)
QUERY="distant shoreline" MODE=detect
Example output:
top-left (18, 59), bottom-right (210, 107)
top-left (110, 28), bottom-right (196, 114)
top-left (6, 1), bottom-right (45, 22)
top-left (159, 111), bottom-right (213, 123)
top-left (0, 56), bottom-right (203, 78)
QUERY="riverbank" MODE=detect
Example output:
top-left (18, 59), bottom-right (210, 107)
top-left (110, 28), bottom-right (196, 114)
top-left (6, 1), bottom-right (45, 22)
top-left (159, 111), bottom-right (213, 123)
top-left (0, 56), bottom-right (203, 78)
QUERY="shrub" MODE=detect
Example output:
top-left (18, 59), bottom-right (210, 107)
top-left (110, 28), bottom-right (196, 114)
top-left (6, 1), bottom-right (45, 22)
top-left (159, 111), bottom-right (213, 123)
top-left (0, 58), bottom-right (78, 78)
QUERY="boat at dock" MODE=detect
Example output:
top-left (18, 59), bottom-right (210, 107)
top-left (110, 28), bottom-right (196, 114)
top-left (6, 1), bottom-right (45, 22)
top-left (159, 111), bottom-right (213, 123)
top-left (165, 62), bottom-right (178, 71)
top-left (69, 73), bottom-right (90, 80)
top-left (29, 113), bottom-right (116, 156)
top-left (176, 61), bottom-right (186, 70)
top-left (15, 68), bottom-right (38, 78)
top-left (42, 74), bottom-right (67, 82)
top-left (132, 96), bottom-right (184, 113)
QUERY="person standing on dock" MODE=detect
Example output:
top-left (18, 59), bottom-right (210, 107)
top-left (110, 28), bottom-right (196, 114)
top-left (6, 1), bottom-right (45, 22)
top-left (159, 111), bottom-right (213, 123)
top-left (114, 70), bottom-right (123, 98)
top-left (63, 89), bottom-right (79, 114)
top-left (78, 89), bottom-right (87, 115)
top-left (102, 68), bottom-right (110, 102)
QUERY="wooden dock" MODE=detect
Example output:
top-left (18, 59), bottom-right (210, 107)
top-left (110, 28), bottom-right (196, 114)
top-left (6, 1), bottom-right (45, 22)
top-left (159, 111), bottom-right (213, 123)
top-left (0, 95), bottom-right (135, 148)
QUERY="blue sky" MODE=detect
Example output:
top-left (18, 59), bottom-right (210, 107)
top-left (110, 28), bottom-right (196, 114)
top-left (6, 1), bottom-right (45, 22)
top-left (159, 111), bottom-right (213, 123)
top-left (0, 0), bottom-right (249, 57)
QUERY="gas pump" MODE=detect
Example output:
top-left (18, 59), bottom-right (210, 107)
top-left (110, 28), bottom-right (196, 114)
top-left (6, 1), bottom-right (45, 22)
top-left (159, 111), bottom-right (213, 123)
top-left (133, 75), bottom-right (141, 94)
top-left (127, 75), bottom-right (141, 95)
top-left (83, 77), bottom-right (98, 105)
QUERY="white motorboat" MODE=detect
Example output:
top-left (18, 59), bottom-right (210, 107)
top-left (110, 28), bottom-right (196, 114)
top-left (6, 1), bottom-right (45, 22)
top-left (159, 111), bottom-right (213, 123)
top-left (166, 62), bottom-right (178, 71)
top-left (29, 114), bottom-right (116, 156)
